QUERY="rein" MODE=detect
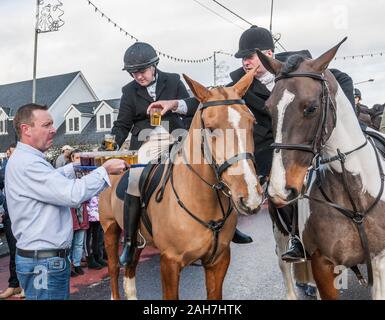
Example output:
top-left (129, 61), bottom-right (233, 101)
top-left (272, 71), bottom-right (385, 287)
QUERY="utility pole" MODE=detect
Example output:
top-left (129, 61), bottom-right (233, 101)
top-left (269, 0), bottom-right (274, 33)
top-left (214, 51), bottom-right (218, 86)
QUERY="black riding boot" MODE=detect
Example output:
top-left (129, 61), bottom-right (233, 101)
top-left (119, 193), bottom-right (141, 267)
top-left (232, 228), bottom-right (253, 244)
top-left (279, 204), bottom-right (305, 263)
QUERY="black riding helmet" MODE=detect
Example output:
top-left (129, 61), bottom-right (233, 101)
top-left (234, 25), bottom-right (275, 59)
top-left (122, 42), bottom-right (159, 72)
top-left (354, 88), bottom-right (362, 99)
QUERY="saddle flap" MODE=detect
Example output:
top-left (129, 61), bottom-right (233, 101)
top-left (365, 129), bottom-right (385, 158)
top-left (115, 170), bottom-right (130, 201)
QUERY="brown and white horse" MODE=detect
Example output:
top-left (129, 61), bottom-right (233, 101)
top-left (99, 70), bottom-right (264, 299)
top-left (258, 38), bottom-right (385, 300)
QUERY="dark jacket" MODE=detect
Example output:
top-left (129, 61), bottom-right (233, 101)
top-left (111, 69), bottom-right (189, 150)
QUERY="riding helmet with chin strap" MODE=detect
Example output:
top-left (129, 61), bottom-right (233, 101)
top-left (234, 25), bottom-right (275, 59)
top-left (122, 42), bottom-right (159, 72)
top-left (354, 88), bottom-right (362, 99)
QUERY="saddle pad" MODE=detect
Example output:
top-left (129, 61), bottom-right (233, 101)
top-left (116, 170), bottom-right (130, 201)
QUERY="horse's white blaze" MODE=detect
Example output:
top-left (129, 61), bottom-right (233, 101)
top-left (268, 89), bottom-right (296, 199)
top-left (372, 248), bottom-right (385, 299)
top-left (324, 86), bottom-right (385, 201)
top-left (123, 276), bottom-right (137, 300)
top-left (228, 107), bottom-right (261, 209)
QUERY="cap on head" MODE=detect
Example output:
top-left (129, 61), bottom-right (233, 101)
top-left (354, 88), bottom-right (362, 99)
top-left (122, 42), bottom-right (159, 72)
top-left (235, 25), bottom-right (274, 59)
top-left (61, 145), bottom-right (74, 152)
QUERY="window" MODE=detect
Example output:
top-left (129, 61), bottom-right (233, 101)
top-left (105, 114), bottom-right (111, 128)
top-left (1, 120), bottom-right (7, 134)
top-left (67, 117), bottom-right (80, 133)
top-left (74, 117), bottom-right (79, 131)
top-left (100, 115), bottom-right (105, 129)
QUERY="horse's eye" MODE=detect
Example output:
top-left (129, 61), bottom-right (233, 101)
top-left (303, 104), bottom-right (318, 117)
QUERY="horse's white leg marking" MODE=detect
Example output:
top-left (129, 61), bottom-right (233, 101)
top-left (268, 89), bottom-right (295, 200)
top-left (228, 107), bottom-right (261, 209)
top-left (273, 225), bottom-right (297, 300)
top-left (123, 275), bottom-right (137, 300)
top-left (372, 249), bottom-right (385, 300)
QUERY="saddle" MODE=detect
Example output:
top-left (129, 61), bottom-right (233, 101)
top-left (364, 128), bottom-right (385, 158)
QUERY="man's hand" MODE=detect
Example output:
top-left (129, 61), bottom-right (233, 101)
top-left (102, 159), bottom-right (129, 175)
top-left (147, 100), bottom-right (179, 116)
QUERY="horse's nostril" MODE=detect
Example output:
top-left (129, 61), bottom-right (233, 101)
top-left (287, 187), bottom-right (298, 201)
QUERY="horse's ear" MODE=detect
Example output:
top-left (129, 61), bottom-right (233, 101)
top-left (311, 37), bottom-right (347, 73)
top-left (232, 66), bottom-right (258, 98)
top-left (256, 49), bottom-right (283, 75)
top-left (183, 74), bottom-right (211, 102)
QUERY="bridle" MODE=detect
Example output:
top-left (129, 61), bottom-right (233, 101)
top-left (270, 71), bottom-right (385, 287)
top-left (271, 72), bottom-right (336, 156)
top-left (170, 98), bottom-right (260, 265)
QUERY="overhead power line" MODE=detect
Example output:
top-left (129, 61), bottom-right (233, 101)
top-left (211, 0), bottom-right (287, 52)
top-left (85, 0), bottom-right (214, 64)
top-left (192, 0), bottom-right (245, 31)
top-left (212, 0), bottom-right (254, 26)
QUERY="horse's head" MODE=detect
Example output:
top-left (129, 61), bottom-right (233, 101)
top-left (182, 69), bottom-right (264, 215)
top-left (256, 38), bottom-right (347, 207)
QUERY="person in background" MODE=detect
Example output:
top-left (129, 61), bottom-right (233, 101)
top-left (354, 88), bottom-right (372, 128)
top-left (69, 149), bottom-right (89, 277)
top-left (0, 143), bottom-right (24, 299)
top-left (55, 145), bottom-right (74, 168)
top-left (370, 103), bottom-right (385, 131)
top-left (86, 196), bottom-right (107, 269)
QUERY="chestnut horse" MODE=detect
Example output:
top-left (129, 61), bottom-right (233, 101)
top-left (258, 38), bottom-right (385, 299)
top-left (99, 69), bottom-right (264, 299)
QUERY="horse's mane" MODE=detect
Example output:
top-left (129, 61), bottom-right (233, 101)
top-left (281, 55), bottom-right (306, 75)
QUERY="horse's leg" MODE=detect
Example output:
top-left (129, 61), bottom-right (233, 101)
top-left (160, 254), bottom-right (181, 300)
top-left (123, 248), bottom-right (143, 300)
top-left (104, 222), bottom-right (122, 300)
top-left (204, 247), bottom-right (230, 300)
top-left (371, 250), bottom-right (385, 300)
top-left (311, 249), bottom-right (338, 300)
top-left (273, 226), bottom-right (298, 299)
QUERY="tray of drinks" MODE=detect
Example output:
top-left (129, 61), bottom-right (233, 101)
top-left (79, 150), bottom-right (139, 167)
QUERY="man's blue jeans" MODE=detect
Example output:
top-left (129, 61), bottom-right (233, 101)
top-left (15, 253), bottom-right (70, 300)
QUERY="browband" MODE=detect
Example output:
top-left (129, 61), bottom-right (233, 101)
top-left (275, 72), bottom-right (326, 82)
top-left (200, 99), bottom-right (246, 110)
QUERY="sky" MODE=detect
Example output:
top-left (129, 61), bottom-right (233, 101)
top-left (0, 0), bottom-right (384, 107)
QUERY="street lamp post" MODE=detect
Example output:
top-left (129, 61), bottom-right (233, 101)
top-left (354, 79), bottom-right (375, 85)
top-left (32, 0), bottom-right (64, 103)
